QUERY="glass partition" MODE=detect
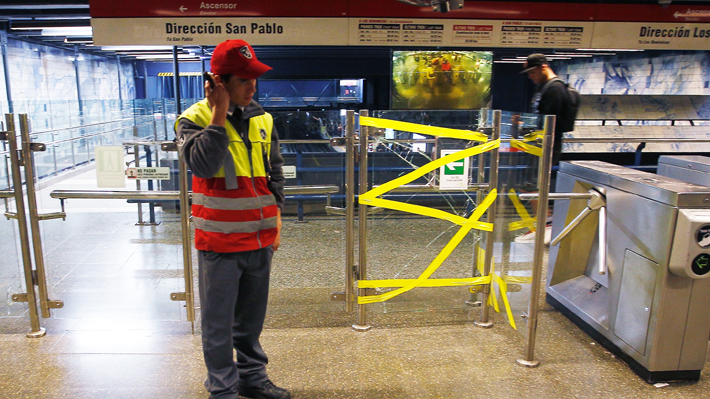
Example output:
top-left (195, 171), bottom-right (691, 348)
top-left (0, 194), bottom-right (27, 330)
top-left (267, 110), bottom-right (348, 316)
top-left (30, 120), bottom-right (189, 329)
top-left (360, 109), bottom-right (543, 333)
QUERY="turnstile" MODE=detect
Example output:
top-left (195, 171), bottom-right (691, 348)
top-left (658, 155), bottom-right (710, 187)
top-left (547, 160), bottom-right (710, 383)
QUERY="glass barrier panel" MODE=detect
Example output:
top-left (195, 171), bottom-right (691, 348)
top-left (0, 197), bottom-right (27, 329)
top-left (32, 140), bottom-right (189, 330)
top-left (266, 110), bottom-right (347, 318)
top-left (359, 109), bottom-right (544, 332)
top-left (491, 109), bottom-right (545, 335)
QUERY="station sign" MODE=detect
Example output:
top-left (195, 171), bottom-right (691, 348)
top-left (90, 0), bottom-right (710, 50)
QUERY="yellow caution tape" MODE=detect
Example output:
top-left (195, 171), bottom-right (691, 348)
top-left (507, 189), bottom-right (536, 232)
top-left (357, 190), bottom-right (497, 305)
top-left (354, 117), bottom-right (522, 329)
top-left (359, 276), bottom-right (491, 288)
top-left (360, 140), bottom-right (500, 201)
top-left (467, 245), bottom-right (519, 330)
top-left (510, 139), bottom-right (542, 157)
top-left (359, 116), bottom-right (488, 142)
top-left (522, 130), bottom-right (544, 142)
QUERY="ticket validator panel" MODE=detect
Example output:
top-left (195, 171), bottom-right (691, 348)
top-left (546, 161), bottom-right (710, 383)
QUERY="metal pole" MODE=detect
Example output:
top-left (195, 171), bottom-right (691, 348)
top-left (345, 110), bottom-right (355, 313)
top-left (177, 145), bottom-right (195, 329)
top-left (134, 143), bottom-right (144, 224)
top-left (19, 114), bottom-right (61, 319)
top-left (476, 109), bottom-right (501, 328)
top-left (73, 46), bottom-right (83, 119)
top-left (1, 31), bottom-right (13, 114)
top-left (172, 47), bottom-right (182, 115)
top-left (517, 114), bottom-right (555, 368)
top-left (467, 135), bottom-right (487, 307)
top-left (4, 114), bottom-right (45, 337)
top-left (354, 110), bottom-right (371, 331)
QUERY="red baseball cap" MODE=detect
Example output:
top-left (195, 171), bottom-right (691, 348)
top-left (210, 40), bottom-right (272, 79)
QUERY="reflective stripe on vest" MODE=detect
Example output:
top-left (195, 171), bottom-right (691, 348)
top-left (193, 216), bottom-right (278, 234)
top-left (192, 193), bottom-right (276, 210)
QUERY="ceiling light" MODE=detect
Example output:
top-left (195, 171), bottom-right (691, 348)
top-left (41, 27), bottom-right (93, 37)
top-left (133, 54), bottom-right (199, 60)
top-left (101, 45), bottom-right (175, 51)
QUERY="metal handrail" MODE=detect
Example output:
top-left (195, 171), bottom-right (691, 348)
top-left (27, 116), bottom-right (151, 136)
top-left (49, 185), bottom-right (339, 201)
top-left (565, 137), bottom-right (710, 143)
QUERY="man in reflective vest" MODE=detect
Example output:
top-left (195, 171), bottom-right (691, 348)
top-left (175, 39), bottom-right (288, 399)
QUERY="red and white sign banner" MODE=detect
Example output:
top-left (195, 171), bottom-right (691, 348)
top-left (89, 0), bottom-right (710, 22)
top-left (89, 0), bottom-right (710, 49)
top-left (592, 22), bottom-right (710, 50)
top-left (92, 18), bottom-right (349, 46)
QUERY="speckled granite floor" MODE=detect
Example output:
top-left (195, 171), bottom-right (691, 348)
top-left (1, 173), bottom-right (710, 398)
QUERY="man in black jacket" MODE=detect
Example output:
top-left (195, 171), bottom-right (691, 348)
top-left (514, 53), bottom-right (570, 244)
top-left (520, 53), bottom-right (568, 168)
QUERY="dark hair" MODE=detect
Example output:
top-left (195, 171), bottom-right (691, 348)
top-left (218, 74), bottom-right (232, 83)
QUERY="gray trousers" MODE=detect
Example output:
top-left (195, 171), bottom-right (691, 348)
top-left (198, 247), bottom-right (273, 399)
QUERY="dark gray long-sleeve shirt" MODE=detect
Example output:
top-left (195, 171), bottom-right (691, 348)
top-left (176, 100), bottom-right (285, 209)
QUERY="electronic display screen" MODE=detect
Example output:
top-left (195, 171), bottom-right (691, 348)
top-left (391, 50), bottom-right (492, 110)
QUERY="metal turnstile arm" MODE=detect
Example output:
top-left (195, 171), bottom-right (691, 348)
top-left (549, 188), bottom-right (607, 275)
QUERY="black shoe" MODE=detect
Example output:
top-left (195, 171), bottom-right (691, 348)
top-left (238, 380), bottom-right (291, 399)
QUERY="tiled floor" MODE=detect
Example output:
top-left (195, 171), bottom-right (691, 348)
top-left (2, 167), bottom-right (710, 398)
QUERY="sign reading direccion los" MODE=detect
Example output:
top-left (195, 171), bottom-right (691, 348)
top-left (89, 0), bottom-right (710, 50)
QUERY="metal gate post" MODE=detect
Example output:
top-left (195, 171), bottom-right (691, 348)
top-left (476, 109), bottom-right (501, 328)
top-left (517, 114), bottom-right (556, 368)
top-left (19, 114), bottom-right (63, 318)
top-left (353, 110), bottom-right (371, 332)
top-left (344, 110), bottom-right (356, 313)
top-left (467, 110), bottom-right (489, 307)
top-left (2, 114), bottom-right (45, 337)
top-left (178, 146), bottom-right (196, 329)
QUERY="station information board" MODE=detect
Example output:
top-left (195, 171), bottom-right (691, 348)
top-left (90, 0), bottom-right (710, 50)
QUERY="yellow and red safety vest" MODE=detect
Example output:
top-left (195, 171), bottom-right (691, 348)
top-left (179, 99), bottom-right (278, 253)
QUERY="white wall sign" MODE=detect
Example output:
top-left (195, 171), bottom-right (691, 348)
top-left (95, 146), bottom-right (126, 188)
top-left (126, 167), bottom-right (171, 180)
top-left (283, 165), bottom-right (297, 179)
top-left (439, 149), bottom-right (470, 191)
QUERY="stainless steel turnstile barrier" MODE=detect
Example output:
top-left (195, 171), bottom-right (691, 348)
top-left (547, 160), bottom-right (710, 383)
top-left (657, 155), bottom-right (710, 187)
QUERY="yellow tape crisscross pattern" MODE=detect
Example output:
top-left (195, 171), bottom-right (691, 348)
top-left (355, 116), bottom-right (520, 329)
top-left (507, 189), bottom-right (536, 232)
top-left (510, 130), bottom-right (544, 157)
